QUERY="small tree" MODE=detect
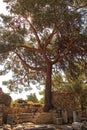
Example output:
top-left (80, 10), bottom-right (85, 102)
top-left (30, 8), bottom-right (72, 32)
top-left (62, 60), bottom-right (87, 110)
top-left (27, 93), bottom-right (39, 103)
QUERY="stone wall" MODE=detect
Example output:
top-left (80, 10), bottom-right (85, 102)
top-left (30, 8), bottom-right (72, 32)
top-left (7, 112), bottom-right (53, 125)
top-left (52, 92), bottom-right (76, 118)
top-left (7, 113), bottom-right (35, 124)
top-left (35, 113), bottom-right (53, 124)
top-left (0, 104), bottom-right (3, 126)
top-left (0, 90), bottom-right (77, 125)
top-left (0, 88), bottom-right (12, 125)
top-left (0, 113), bottom-right (3, 126)
top-left (0, 104), bottom-right (11, 125)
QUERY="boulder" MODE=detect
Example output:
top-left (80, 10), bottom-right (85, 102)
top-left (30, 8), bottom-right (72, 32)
top-left (13, 124), bottom-right (23, 130)
top-left (3, 124), bottom-right (11, 130)
top-left (72, 122), bottom-right (87, 130)
top-left (0, 90), bottom-right (12, 107)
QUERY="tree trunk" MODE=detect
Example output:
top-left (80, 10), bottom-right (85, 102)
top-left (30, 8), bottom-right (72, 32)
top-left (80, 95), bottom-right (86, 111)
top-left (44, 64), bottom-right (53, 112)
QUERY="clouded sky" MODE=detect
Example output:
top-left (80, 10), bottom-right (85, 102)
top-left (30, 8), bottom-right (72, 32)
top-left (0, 0), bottom-right (8, 14)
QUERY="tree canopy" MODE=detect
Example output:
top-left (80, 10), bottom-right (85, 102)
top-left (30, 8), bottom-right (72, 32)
top-left (0, 0), bottom-right (87, 111)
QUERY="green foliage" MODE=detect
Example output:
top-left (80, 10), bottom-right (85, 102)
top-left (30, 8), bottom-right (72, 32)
top-left (52, 72), bottom-right (65, 91)
top-left (52, 59), bottom-right (87, 92)
top-left (11, 98), bottom-right (27, 107)
top-left (52, 59), bottom-right (87, 110)
top-left (27, 93), bottom-right (39, 103)
top-left (39, 97), bottom-right (44, 104)
top-left (39, 90), bottom-right (45, 104)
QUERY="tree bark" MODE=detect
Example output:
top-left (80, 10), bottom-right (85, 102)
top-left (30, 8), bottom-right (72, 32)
top-left (80, 95), bottom-right (86, 111)
top-left (44, 64), bottom-right (53, 112)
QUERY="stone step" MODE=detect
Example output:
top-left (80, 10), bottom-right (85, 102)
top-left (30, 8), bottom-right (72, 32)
top-left (7, 112), bottom-right (53, 125)
top-left (0, 113), bottom-right (3, 126)
top-left (7, 113), bottom-right (35, 124)
top-left (24, 128), bottom-right (55, 130)
top-left (53, 117), bottom-right (63, 125)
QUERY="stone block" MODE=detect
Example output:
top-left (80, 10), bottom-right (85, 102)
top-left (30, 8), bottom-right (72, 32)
top-left (55, 118), bottom-right (62, 125)
top-left (35, 112), bottom-right (53, 124)
top-left (0, 113), bottom-right (3, 126)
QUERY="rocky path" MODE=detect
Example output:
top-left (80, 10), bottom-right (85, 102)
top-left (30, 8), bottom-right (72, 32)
top-left (1, 123), bottom-right (73, 130)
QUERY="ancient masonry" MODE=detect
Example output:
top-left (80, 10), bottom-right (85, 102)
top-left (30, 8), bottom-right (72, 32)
top-left (0, 104), bottom-right (3, 125)
top-left (0, 90), bottom-right (78, 126)
top-left (7, 112), bottom-right (53, 125)
top-left (52, 92), bottom-right (76, 117)
top-left (0, 88), bottom-right (12, 125)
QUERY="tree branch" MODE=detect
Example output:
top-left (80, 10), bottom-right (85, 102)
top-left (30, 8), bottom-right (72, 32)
top-left (27, 20), bottom-right (42, 49)
top-left (52, 38), bottom-right (76, 64)
top-left (42, 22), bottom-right (64, 64)
top-left (68, 3), bottom-right (87, 10)
top-left (21, 44), bottom-right (42, 53)
top-left (43, 28), bottom-right (57, 50)
top-left (15, 51), bottom-right (47, 72)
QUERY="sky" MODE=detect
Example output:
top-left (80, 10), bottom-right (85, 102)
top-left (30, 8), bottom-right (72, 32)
top-left (0, 0), bottom-right (8, 14)
top-left (0, 0), bottom-right (43, 101)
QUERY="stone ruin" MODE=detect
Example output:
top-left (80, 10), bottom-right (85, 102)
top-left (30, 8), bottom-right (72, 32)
top-left (0, 88), bottom-right (12, 107)
top-left (1, 89), bottom-right (86, 128)
top-left (52, 92), bottom-right (76, 121)
top-left (0, 88), bottom-right (12, 125)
